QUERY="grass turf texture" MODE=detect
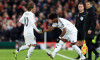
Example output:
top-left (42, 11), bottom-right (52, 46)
top-left (0, 49), bottom-right (100, 60)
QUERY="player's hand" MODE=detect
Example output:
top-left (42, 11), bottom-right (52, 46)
top-left (56, 38), bottom-right (60, 43)
top-left (38, 30), bottom-right (43, 34)
top-left (56, 37), bottom-right (61, 43)
top-left (88, 30), bottom-right (92, 34)
top-left (44, 29), bottom-right (48, 32)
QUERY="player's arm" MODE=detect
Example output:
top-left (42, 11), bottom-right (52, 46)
top-left (32, 21), bottom-right (42, 34)
top-left (44, 26), bottom-right (55, 32)
top-left (19, 14), bottom-right (24, 24)
top-left (32, 14), bottom-right (42, 34)
top-left (44, 23), bottom-right (57, 32)
top-left (33, 22), bottom-right (42, 34)
top-left (56, 27), bottom-right (66, 43)
top-left (59, 28), bottom-right (66, 37)
top-left (59, 19), bottom-right (67, 38)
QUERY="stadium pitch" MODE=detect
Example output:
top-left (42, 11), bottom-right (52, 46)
top-left (0, 49), bottom-right (100, 60)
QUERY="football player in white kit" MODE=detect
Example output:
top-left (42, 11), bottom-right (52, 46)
top-left (44, 13), bottom-right (86, 60)
top-left (13, 2), bottom-right (42, 60)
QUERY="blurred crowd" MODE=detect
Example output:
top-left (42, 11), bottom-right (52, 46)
top-left (0, 0), bottom-right (100, 42)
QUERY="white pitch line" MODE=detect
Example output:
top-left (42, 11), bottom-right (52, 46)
top-left (57, 53), bottom-right (75, 60)
top-left (45, 49), bottom-right (75, 60)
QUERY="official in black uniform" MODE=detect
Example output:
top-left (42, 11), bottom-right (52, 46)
top-left (85, 1), bottom-right (100, 60)
top-left (75, 2), bottom-right (86, 59)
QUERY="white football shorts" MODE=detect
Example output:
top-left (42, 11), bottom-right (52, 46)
top-left (24, 35), bottom-right (36, 45)
top-left (62, 31), bottom-right (77, 43)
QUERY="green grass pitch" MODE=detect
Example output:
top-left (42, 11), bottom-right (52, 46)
top-left (0, 49), bottom-right (100, 60)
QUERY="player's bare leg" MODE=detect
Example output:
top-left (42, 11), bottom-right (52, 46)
top-left (13, 45), bottom-right (29, 60)
top-left (47, 36), bottom-right (86, 60)
top-left (47, 39), bottom-right (66, 59)
top-left (75, 40), bottom-right (84, 59)
top-left (26, 44), bottom-right (36, 60)
top-left (47, 52), bottom-right (54, 59)
top-left (71, 43), bottom-right (86, 60)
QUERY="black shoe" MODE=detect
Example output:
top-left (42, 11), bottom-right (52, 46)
top-left (95, 53), bottom-right (100, 60)
top-left (84, 54), bottom-right (86, 57)
top-left (74, 56), bottom-right (80, 59)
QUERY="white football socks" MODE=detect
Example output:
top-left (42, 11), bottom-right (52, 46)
top-left (52, 40), bottom-right (64, 57)
top-left (26, 46), bottom-right (35, 59)
top-left (72, 45), bottom-right (85, 58)
top-left (16, 45), bottom-right (29, 53)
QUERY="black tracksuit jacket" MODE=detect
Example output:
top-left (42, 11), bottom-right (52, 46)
top-left (84, 6), bottom-right (97, 39)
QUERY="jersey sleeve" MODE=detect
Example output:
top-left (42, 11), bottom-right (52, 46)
top-left (61, 22), bottom-right (66, 29)
top-left (31, 13), bottom-right (39, 32)
top-left (52, 23), bottom-right (57, 27)
top-left (19, 14), bottom-right (24, 24)
top-left (59, 18), bottom-right (66, 29)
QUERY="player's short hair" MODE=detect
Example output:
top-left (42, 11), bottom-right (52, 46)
top-left (27, 2), bottom-right (35, 11)
top-left (49, 13), bottom-right (58, 20)
top-left (78, 2), bottom-right (85, 7)
top-left (86, 1), bottom-right (93, 5)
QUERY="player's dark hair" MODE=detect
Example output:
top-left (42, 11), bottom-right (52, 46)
top-left (49, 13), bottom-right (58, 20)
top-left (78, 2), bottom-right (85, 7)
top-left (27, 2), bottom-right (35, 11)
top-left (86, 1), bottom-right (93, 5)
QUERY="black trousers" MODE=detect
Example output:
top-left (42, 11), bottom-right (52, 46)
top-left (85, 38), bottom-right (99, 59)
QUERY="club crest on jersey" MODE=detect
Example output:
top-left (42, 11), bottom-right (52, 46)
top-left (80, 17), bottom-right (83, 21)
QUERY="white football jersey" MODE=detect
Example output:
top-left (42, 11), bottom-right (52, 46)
top-left (19, 11), bottom-right (39, 36)
top-left (52, 18), bottom-right (77, 35)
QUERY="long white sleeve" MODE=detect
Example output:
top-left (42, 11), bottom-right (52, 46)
top-left (31, 14), bottom-right (39, 32)
top-left (33, 22), bottom-right (39, 32)
top-left (19, 14), bottom-right (24, 24)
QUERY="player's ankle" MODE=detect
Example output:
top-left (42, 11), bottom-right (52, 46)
top-left (16, 50), bottom-right (19, 53)
top-left (81, 55), bottom-right (85, 58)
top-left (52, 52), bottom-right (56, 57)
top-left (16, 48), bottom-right (19, 53)
top-left (26, 56), bottom-right (29, 59)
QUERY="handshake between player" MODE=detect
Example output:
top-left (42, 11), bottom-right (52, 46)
top-left (38, 30), bottom-right (43, 34)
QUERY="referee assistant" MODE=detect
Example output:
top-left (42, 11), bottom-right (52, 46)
top-left (75, 2), bottom-right (86, 59)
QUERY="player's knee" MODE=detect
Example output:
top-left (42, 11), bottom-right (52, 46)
top-left (28, 44), bottom-right (36, 47)
top-left (71, 42), bottom-right (76, 45)
top-left (28, 44), bottom-right (31, 47)
top-left (61, 39), bottom-right (67, 42)
top-left (31, 44), bottom-right (36, 47)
